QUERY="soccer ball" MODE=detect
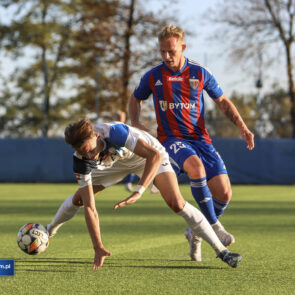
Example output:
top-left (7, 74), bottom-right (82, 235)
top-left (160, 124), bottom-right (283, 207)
top-left (17, 223), bottom-right (49, 255)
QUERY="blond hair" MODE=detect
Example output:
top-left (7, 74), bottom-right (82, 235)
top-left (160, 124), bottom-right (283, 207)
top-left (158, 24), bottom-right (185, 42)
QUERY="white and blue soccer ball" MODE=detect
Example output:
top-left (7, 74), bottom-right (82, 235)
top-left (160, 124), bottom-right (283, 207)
top-left (17, 223), bottom-right (49, 255)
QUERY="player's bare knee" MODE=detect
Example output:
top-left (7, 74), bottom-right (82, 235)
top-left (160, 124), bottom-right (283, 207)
top-left (168, 197), bottom-right (185, 213)
top-left (217, 189), bottom-right (232, 202)
top-left (184, 157), bottom-right (205, 179)
top-left (225, 189), bottom-right (232, 202)
top-left (72, 194), bottom-right (83, 206)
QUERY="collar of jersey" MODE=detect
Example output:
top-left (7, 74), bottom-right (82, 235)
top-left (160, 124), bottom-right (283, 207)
top-left (98, 138), bottom-right (107, 160)
top-left (162, 57), bottom-right (188, 75)
top-left (100, 138), bottom-right (106, 151)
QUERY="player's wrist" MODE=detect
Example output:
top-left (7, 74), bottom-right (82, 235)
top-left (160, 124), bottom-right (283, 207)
top-left (134, 184), bottom-right (146, 196)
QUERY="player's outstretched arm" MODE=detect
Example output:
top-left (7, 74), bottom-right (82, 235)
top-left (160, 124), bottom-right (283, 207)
top-left (214, 94), bottom-right (255, 150)
top-left (114, 138), bottom-right (162, 209)
top-left (79, 185), bottom-right (111, 269)
top-left (113, 191), bottom-right (143, 209)
top-left (128, 93), bottom-right (149, 131)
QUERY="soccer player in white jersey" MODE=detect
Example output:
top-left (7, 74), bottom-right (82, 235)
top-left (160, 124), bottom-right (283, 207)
top-left (46, 118), bottom-right (242, 269)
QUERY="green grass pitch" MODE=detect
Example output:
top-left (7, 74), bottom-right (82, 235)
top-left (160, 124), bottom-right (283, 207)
top-left (0, 183), bottom-right (294, 294)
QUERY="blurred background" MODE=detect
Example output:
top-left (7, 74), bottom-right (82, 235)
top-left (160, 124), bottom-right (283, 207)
top-left (0, 0), bottom-right (294, 184)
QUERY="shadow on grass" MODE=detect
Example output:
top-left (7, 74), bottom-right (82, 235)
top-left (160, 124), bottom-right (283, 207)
top-left (17, 269), bottom-right (77, 273)
top-left (15, 257), bottom-right (222, 271)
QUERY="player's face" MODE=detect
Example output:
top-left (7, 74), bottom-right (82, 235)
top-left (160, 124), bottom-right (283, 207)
top-left (76, 135), bottom-right (101, 161)
top-left (160, 37), bottom-right (186, 72)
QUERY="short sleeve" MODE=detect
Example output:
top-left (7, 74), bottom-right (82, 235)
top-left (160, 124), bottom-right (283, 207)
top-left (133, 71), bottom-right (152, 100)
top-left (204, 70), bottom-right (223, 99)
top-left (109, 124), bottom-right (129, 147)
top-left (73, 155), bottom-right (95, 188)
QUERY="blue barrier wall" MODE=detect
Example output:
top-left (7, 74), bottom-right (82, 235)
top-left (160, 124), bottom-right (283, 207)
top-left (212, 138), bottom-right (295, 185)
top-left (0, 138), bottom-right (294, 184)
top-left (0, 138), bottom-right (75, 182)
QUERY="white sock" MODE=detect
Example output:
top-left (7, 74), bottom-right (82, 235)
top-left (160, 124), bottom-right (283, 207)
top-left (47, 194), bottom-right (81, 236)
top-left (178, 202), bottom-right (226, 254)
top-left (212, 220), bottom-right (224, 231)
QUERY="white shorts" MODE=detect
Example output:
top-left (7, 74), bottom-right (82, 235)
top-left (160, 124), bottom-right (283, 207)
top-left (91, 153), bottom-right (174, 188)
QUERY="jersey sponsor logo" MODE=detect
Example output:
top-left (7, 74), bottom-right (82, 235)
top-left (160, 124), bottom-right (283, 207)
top-left (159, 100), bottom-right (168, 111)
top-left (155, 80), bottom-right (163, 86)
top-left (159, 100), bottom-right (197, 111)
top-left (168, 77), bottom-right (183, 82)
top-left (169, 102), bottom-right (197, 109)
top-left (189, 78), bottom-right (199, 89)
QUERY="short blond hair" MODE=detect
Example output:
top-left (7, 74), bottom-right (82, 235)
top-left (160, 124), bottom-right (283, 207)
top-left (158, 24), bottom-right (185, 42)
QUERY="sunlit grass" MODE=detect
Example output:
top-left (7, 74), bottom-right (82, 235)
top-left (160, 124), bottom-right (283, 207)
top-left (1, 184), bottom-right (294, 294)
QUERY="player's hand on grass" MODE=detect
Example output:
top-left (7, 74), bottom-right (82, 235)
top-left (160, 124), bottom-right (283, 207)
top-left (113, 192), bottom-right (142, 209)
top-left (93, 247), bottom-right (111, 270)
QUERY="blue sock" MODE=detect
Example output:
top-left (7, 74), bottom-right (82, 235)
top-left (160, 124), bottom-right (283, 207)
top-left (212, 197), bottom-right (229, 219)
top-left (126, 173), bottom-right (135, 183)
top-left (190, 177), bottom-right (217, 224)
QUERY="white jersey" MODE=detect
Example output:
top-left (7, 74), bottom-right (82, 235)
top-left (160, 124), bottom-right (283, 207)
top-left (73, 122), bottom-right (171, 188)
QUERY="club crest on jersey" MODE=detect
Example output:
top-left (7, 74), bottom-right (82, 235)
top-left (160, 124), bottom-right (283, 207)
top-left (159, 100), bottom-right (168, 111)
top-left (189, 78), bottom-right (199, 89)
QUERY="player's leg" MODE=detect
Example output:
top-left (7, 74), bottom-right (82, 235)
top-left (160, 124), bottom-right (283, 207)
top-left (162, 139), bottom-right (218, 261)
top-left (203, 147), bottom-right (235, 246)
top-left (208, 174), bottom-right (235, 245)
top-left (125, 173), bottom-right (136, 192)
top-left (203, 146), bottom-right (232, 219)
top-left (183, 155), bottom-right (218, 224)
top-left (154, 171), bottom-right (223, 254)
top-left (208, 174), bottom-right (231, 218)
top-left (153, 171), bottom-right (242, 267)
top-left (182, 154), bottom-right (221, 261)
top-left (46, 185), bottom-right (104, 237)
top-left (163, 139), bottom-right (218, 224)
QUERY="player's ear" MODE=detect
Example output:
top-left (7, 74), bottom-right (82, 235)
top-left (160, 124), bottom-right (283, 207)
top-left (182, 43), bottom-right (187, 52)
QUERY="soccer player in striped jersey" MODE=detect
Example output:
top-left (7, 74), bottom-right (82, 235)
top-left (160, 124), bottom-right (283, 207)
top-left (129, 24), bottom-right (254, 261)
top-left (46, 118), bottom-right (242, 269)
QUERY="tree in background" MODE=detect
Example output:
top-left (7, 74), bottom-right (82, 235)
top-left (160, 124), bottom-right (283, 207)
top-left (206, 88), bottom-right (291, 138)
top-left (207, 0), bottom-right (295, 137)
top-left (258, 86), bottom-right (291, 137)
top-left (0, 0), bottom-right (176, 137)
top-left (206, 92), bottom-right (257, 138)
top-left (106, 0), bottom-right (175, 113)
top-left (0, 0), bottom-right (119, 137)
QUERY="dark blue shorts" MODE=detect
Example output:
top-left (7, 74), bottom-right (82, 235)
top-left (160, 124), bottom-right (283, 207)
top-left (162, 138), bottom-right (227, 180)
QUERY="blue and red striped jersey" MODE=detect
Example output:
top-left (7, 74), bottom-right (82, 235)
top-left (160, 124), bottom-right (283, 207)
top-left (133, 58), bottom-right (223, 144)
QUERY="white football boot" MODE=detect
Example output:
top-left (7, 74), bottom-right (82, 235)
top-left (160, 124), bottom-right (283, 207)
top-left (45, 224), bottom-right (59, 238)
top-left (184, 228), bottom-right (202, 261)
top-left (212, 220), bottom-right (235, 247)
